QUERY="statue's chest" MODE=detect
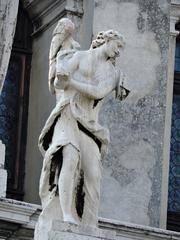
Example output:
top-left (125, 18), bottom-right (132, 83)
top-left (78, 59), bottom-right (116, 84)
top-left (93, 61), bottom-right (115, 82)
top-left (95, 61), bottom-right (114, 72)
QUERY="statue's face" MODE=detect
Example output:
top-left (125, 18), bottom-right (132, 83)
top-left (105, 39), bottom-right (123, 58)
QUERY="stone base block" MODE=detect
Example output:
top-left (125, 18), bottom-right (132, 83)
top-left (0, 169), bottom-right (7, 197)
top-left (49, 221), bottom-right (116, 240)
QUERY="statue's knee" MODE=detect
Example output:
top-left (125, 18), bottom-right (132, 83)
top-left (63, 145), bottom-right (79, 172)
top-left (68, 156), bottom-right (79, 172)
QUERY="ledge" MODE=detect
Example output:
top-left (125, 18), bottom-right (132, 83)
top-left (0, 198), bottom-right (180, 239)
top-left (47, 220), bottom-right (180, 240)
top-left (0, 197), bottom-right (41, 225)
top-left (99, 217), bottom-right (180, 240)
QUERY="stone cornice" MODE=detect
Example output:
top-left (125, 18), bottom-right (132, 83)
top-left (23, 0), bottom-right (83, 37)
top-left (0, 198), bottom-right (40, 226)
top-left (0, 197), bottom-right (180, 240)
top-left (99, 218), bottom-right (180, 240)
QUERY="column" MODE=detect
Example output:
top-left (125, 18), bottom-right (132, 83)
top-left (160, 16), bottom-right (179, 228)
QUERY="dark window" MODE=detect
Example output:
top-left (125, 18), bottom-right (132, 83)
top-left (167, 24), bottom-right (180, 232)
top-left (175, 42), bottom-right (180, 73)
top-left (0, 2), bottom-right (32, 200)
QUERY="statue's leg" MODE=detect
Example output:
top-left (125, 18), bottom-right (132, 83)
top-left (58, 143), bottom-right (79, 224)
top-left (80, 131), bottom-right (102, 225)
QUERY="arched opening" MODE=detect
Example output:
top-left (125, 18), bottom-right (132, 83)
top-left (0, 1), bottom-right (32, 200)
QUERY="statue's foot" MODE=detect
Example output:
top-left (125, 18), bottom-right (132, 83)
top-left (63, 214), bottom-right (78, 225)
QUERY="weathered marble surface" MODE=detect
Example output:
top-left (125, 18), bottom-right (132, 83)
top-left (35, 18), bottom-right (127, 240)
top-left (93, 0), bottom-right (170, 227)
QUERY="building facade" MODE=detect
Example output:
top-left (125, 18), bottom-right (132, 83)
top-left (0, 0), bottom-right (180, 239)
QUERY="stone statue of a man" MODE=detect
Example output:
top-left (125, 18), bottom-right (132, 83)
top-left (35, 18), bottom-right (128, 239)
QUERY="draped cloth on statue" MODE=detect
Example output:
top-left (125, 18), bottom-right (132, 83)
top-left (38, 87), bottom-right (110, 226)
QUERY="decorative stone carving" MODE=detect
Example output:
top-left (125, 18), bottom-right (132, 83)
top-left (35, 18), bottom-right (128, 239)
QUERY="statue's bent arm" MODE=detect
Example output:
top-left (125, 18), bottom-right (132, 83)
top-left (56, 56), bottom-right (79, 78)
top-left (70, 77), bottom-right (117, 99)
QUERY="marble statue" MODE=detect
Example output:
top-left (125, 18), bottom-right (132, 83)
top-left (35, 18), bottom-right (128, 239)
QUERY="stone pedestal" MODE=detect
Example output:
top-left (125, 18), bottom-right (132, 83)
top-left (48, 222), bottom-right (115, 240)
top-left (0, 141), bottom-right (7, 197)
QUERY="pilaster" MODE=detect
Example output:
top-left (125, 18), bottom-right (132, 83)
top-left (160, 2), bottom-right (180, 228)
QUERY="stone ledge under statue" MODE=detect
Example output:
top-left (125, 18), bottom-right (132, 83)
top-left (0, 198), bottom-right (179, 240)
top-left (39, 221), bottom-right (116, 240)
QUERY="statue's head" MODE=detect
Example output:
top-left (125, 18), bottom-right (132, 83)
top-left (103, 30), bottom-right (125, 58)
top-left (91, 30), bottom-right (125, 58)
top-left (91, 31), bottom-right (105, 49)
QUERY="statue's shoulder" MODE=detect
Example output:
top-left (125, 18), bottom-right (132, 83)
top-left (73, 49), bottom-right (92, 62)
top-left (56, 49), bottom-right (78, 62)
top-left (57, 49), bottom-right (90, 63)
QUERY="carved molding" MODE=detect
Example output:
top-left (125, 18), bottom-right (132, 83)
top-left (0, 198), bottom-right (40, 225)
top-left (23, 0), bottom-right (83, 37)
top-left (0, 197), bottom-right (179, 240)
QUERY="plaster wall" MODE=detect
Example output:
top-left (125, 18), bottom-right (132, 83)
top-left (92, 0), bottom-right (170, 228)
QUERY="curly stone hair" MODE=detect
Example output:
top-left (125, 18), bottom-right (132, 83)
top-left (91, 30), bottom-right (125, 49)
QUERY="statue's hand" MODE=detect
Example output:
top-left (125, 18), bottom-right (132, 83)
top-left (57, 68), bottom-right (69, 79)
top-left (55, 70), bottom-right (70, 89)
top-left (116, 71), bottom-right (130, 101)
